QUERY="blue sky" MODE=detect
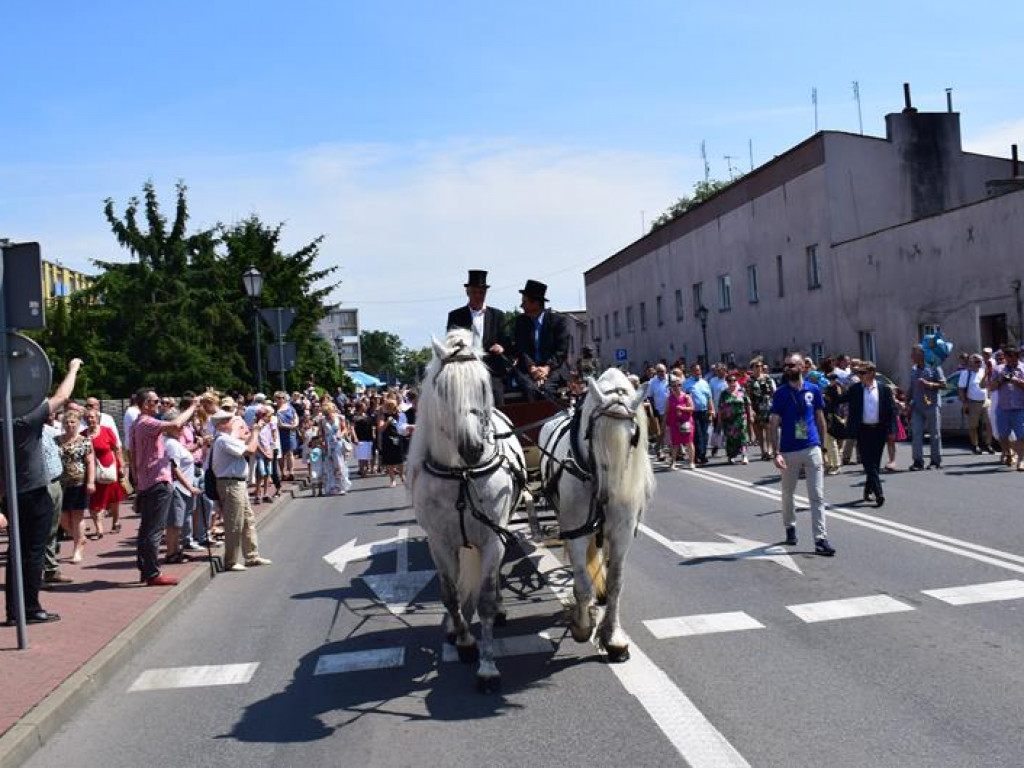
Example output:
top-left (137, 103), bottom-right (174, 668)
top-left (3, 1), bottom-right (1023, 346)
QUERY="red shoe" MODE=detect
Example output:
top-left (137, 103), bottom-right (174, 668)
top-left (145, 574), bottom-right (179, 587)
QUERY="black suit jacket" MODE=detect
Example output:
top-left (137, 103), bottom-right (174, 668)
top-left (446, 305), bottom-right (508, 375)
top-left (513, 310), bottom-right (569, 376)
top-left (841, 381), bottom-right (899, 438)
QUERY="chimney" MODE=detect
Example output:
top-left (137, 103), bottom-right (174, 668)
top-left (1013, 145), bottom-right (1020, 178)
top-left (903, 82), bottom-right (917, 114)
top-left (945, 88), bottom-right (953, 113)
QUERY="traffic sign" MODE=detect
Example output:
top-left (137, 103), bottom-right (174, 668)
top-left (1, 243), bottom-right (45, 330)
top-left (260, 307), bottom-right (296, 338)
top-left (267, 342), bottom-right (296, 372)
top-left (615, 348), bottom-right (628, 362)
top-left (0, 332), bottom-right (52, 418)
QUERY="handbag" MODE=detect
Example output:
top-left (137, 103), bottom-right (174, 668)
top-left (96, 459), bottom-right (117, 484)
top-left (120, 475), bottom-right (134, 496)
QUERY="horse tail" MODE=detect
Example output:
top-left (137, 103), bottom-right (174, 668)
top-left (586, 535), bottom-right (607, 603)
top-left (457, 546), bottom-right (482, 622)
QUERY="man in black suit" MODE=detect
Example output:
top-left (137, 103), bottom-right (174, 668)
top-left (841, 361), bottom-right (898, 507)
top-left (446, 269), bottom-right (509, 405)
top-left (513, 279), bottom-right (569, 401)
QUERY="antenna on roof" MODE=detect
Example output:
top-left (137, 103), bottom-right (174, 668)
top-left (812, 87), bottom-right (819, 133)
top-left (749, 139), bottom-right (754, 171)
top-left (852, 81), bottom-right (863, 135)
top-left (700, 140), bottom-right (710, 183)
top-left (723, 155), bottom-right (736, 179)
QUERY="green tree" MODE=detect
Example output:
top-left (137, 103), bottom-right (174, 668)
top-left (398, 346), bottom-right (432, 386)
top-left (649, 178), bottom-right (738, 232)
top-left (360, 330), bottom-right (403, 375)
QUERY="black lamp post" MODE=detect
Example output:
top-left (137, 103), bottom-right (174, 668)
top-left (697, 304), bottom-right (710, 369)
top-left (243, 266), bottom-right (264, 392)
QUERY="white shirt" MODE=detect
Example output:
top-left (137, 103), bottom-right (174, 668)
top-left (862, 381), bottom-right (880, 424)
top-left (958, 368), bottom-right (987, 402)
top-left (212, 433), bottom-right (248, 479)
top-left (123, 406), bottom-right (140, 447)
top-left (470, 306), bottom-right (485, 347)
top-left (165, 437), bottom-right (195, 494)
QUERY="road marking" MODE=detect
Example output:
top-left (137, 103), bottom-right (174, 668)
top-left (314, 647), bottom-right (405, 675)
top-left (786, 595), bottom-right (914, 623)
top-left (128, 663), bottom-right (259, 692)
top-left (644, 612), bottom-right (765, 639)
top-left (639, 523), bottom-right (802, 574)
top-left (441, 631), bottom-right (556, 662)
top-left (692, 468), bottom-right (1024, 576)
top-left (515, 526), bottom-right (752, 768)
top-left (922, 579), bottom-right (1024, 606)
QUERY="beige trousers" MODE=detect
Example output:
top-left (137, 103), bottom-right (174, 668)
top-left (217, 478), bottom-right (260, 567)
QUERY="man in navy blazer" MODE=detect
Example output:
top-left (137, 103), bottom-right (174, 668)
top-left (513, 279), bottom-right (570, 401)
top-left (840, 361), bottom-right (899, 507)
top-left (446, 270), bottom-right (509, 405)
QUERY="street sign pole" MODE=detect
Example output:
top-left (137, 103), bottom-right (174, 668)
top-left (0, 244), bottom-right (28, 649)
top-left (276, 308), bottom-right (286, 391)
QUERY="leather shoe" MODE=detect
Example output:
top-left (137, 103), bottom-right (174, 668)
top-left (27, 610), bottom-right (61, 624)
top-left (784, 526), bottom-right (798, 546)
top-left (863, 490), bottom-right (874, 503)
top-left (44, 572), bottom-right (74, 584)
top-left (875, 495), bottom-right (885, 508)
top-left (145, 574), bottom-right (179, 587)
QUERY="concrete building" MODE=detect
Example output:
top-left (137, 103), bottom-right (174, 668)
top-left (42, 260), bottom-right (93, 299)
top-left (317, 306), bottom-right (361, 369)
top-left (584, 88), bottom-right (1022, 385)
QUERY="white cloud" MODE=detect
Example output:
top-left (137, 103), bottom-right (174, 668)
top-left (2, 140), bottom-right (693, 347)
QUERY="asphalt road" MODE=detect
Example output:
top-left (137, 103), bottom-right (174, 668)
top-left (22, 444), bottom-right (1024, 768)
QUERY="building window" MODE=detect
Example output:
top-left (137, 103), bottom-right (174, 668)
top-left (675, 289), bottom-right (684, 322)
top-left (718, 275), bottom-right (732, 311)
top-left (806, 245), bottom-right (821, 289)
top-left (613, 310), bottom-right (621, 337)
top-left (590, 319), bottom-right (596, 340)
top-left (692, 282), bottom-right (703, 315)
top-left (656, 295), bottom-right (664, 326)
top-left (639, 302), bottom-right (647, 331)
top-left (810, 342), bottom-right (825, 363)
top-left (626, 305), bottom-right (635, 333)
top-left (918, 323), bottom-right (940, 339)
top-left (776, 255), bottom-right (784, 297)
top-left (859, 330), bottom-right (876, 363)
top-left (604, 314), bottom-right (610, 341)
top-left (747, 265), bottom-right (759, 304)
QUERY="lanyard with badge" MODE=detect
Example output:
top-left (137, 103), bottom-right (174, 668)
top-left (791, 387), bottom-right (809, 441)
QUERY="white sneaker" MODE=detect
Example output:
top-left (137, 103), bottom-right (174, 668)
top-left (245, 557), bottom-right (272, 567)
top-left (227, 563), bottom-right (247, 572)
top-left (741, 456), bottom-right (749, 465)
top-left (689, 462), bottom-right (696, 470)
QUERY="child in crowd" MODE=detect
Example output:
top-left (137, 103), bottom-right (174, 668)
top-left (307, 435), bottom-right (325, 497)
top-left (254, 407), bottom-right (276, 504)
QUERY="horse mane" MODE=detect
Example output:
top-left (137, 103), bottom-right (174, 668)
top-left (407, 328), bottom-right (493, 484)
top-left (584, 368), bottom-right (655, 512)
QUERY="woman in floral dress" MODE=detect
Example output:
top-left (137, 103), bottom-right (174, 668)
top-left (59, 410), bottom-right (95, 562)
top-left (718, 373), bottom-right (754, 464)
top-left (745, 358), bottom-right (776, 460)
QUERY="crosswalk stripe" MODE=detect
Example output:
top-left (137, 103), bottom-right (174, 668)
top-left (922, 579), bottom-right (1024, 606)
top-left (314, 647), bottom-right (405, 675)
top-left (644, 612), bottom-right (765, 639)
top-left (787, 595), bottom-right (914, 623)
top-left (441, 631), bottom-right (555, 663)
top-left (128, 663), bottom-right (259, 692)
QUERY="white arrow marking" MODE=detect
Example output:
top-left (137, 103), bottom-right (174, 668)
top-left (324, 528), bottom-right (436, 616)
top-left (639, 524), bottom-right (803, 574)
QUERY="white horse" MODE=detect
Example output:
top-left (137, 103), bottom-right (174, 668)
top-left (538, 368), bottom-right (655, 661)
top-left (408, 329), bottom-right (529, 692)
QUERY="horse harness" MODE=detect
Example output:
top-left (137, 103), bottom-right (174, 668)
top-left (540, 387), bottom-right (642, 548)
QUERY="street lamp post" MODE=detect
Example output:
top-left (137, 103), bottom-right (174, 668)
top-left (697, 304), bottom-right (710, 369)
top-left (243, 266), bottom-right (264, 392)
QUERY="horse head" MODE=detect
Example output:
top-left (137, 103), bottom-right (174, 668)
top-left (422, 329), bottom-right (494, 467)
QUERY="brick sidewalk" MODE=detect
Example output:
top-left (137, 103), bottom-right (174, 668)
top-left (0, 480), bottom-right (301, 739)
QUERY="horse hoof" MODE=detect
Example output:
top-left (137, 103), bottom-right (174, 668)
top-left (569, 624), bottom-right (593, 643)
top-left (457, 643), bottom-right (479, 664)
top-left (605, 645), bottom-right (630, 663)
top-left (494, 611), bottom-right (508, 627)
top-left (476, 675), bottom-right (501, 694)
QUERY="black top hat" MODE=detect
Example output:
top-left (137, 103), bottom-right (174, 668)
top-left (518, 279), bottom-right (548, 302)
top-left (464, 270), bottom-right (490, 288)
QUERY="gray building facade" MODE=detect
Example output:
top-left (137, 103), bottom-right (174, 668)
top-left (584, 97), bottom-right (1022, 385)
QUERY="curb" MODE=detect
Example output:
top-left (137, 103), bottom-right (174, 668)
top-left (0, 487), bottom-right (302, 768)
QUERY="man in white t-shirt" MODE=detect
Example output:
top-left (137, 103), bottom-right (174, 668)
top-left (211, 410), bottom-right (271, 571)
top-left (958, 353), bottom-right (993, 454)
